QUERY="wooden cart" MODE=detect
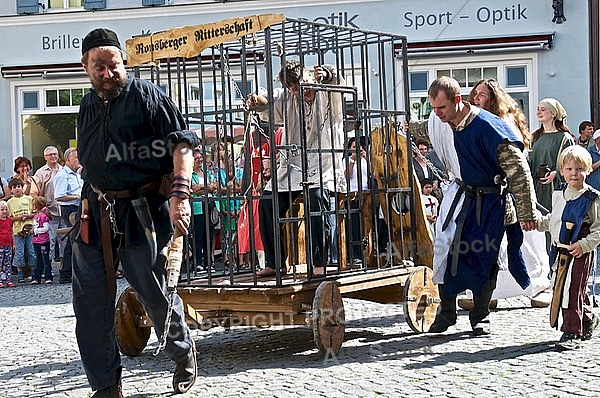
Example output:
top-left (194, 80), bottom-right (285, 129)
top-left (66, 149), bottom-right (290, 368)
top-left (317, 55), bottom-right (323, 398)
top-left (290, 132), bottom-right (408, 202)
top-left (115, 15), bottom-right (440, 357)
top-left (115, 124), bottom-right (440, 357)
top-left (117, 265), bottom-right (438, 357)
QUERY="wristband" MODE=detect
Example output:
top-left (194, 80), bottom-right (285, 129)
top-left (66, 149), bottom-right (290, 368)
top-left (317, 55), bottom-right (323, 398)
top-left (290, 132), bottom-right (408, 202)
top-left (173, 176), bottom-right (190, 184)
top-left (172, 182), bottom-right (190, 191)
top-left (170, 190), bottom-right (191, 199)
top-left (170, 177), bottom-right (191, 199)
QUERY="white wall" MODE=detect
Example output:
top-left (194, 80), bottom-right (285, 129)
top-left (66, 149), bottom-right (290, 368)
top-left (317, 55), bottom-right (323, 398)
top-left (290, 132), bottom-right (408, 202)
top-left (0, 0), bottom-right (591, 170)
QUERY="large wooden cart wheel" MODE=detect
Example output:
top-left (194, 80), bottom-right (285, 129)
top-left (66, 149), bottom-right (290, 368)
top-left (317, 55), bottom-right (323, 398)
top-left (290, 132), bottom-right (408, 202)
top-left (403, 266), bottom-right (440, 333)
top-left (115, 286), bottom-right (152, 357)
top-left (312, 281), bottom-right (345, 355)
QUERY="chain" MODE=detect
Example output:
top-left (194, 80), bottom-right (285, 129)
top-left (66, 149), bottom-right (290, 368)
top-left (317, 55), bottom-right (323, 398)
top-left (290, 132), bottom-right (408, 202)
top-left (154, 291), bottom-right (175, 356)
top-left (222, 61), bottom-right (246, 107)
top-left (303, 98), bottom-right (331, 177)
top-left (102, 194), bottom-right (123, 238)
top-left (409, 139), bottom-right (448, 182)
top-left (308, 98), bottom-right (332, 142)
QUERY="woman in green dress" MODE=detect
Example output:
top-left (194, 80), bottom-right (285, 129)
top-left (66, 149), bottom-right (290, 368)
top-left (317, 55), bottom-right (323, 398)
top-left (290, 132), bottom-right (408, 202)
top-left (529, 98), bottom-right (574, 212)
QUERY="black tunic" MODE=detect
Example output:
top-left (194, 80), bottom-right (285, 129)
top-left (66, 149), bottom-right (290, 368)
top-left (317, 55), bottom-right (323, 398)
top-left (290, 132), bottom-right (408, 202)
top-left (77, 75), bottom-right (197, 191)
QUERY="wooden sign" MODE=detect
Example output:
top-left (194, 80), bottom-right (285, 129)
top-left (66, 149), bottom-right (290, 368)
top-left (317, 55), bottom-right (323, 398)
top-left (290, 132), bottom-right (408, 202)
top-left (126, 13), bottom-right (285, 66)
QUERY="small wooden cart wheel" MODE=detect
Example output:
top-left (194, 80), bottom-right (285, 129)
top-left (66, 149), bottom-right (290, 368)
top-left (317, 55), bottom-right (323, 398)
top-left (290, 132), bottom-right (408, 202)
top-left (312, 281), bottom-right (345, 355)
top-left (115, 286), bottom-right (152, 357)
top-left (403, 266), bottom-right (440, 333)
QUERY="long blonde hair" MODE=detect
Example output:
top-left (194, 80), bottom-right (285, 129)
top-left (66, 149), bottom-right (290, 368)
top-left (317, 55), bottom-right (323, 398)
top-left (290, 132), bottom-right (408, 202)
top-left (467, 79), bottom-right (531, 150)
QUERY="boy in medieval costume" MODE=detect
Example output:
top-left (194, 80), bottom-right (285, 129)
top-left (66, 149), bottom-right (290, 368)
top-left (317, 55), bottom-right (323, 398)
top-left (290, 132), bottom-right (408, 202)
top-left (536, 145), bottom-right (600, 350)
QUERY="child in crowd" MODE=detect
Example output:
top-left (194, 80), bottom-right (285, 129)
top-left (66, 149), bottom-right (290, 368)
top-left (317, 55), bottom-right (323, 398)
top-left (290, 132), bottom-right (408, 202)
top-left (421, 178), bottom-right (439, 238)
top-left (536, 145), bottom-right (600, 350)
top-left (7, 178), bottom-right (35, 283)
top-left (31, 196), bottom-right (52, 284)
top-left (216, 144), bottom-right (243, 270)
top-left (0, 200), bottom-right (14, 287)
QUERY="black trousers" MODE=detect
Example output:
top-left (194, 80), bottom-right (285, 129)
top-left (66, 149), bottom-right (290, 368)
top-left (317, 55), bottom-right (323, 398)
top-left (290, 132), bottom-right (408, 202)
top-left (347, 198), bottom-right (362, 260)
top-left (192, 213), bottom-right (214, 270)
top-left (59, 204), bottom-right (79, 281)
top-left (436, 262), bottom-right (500, 328)
top-left (259, 188), bottom-right (330, 270)
top-left (72, 189), bottom-right (191, 390)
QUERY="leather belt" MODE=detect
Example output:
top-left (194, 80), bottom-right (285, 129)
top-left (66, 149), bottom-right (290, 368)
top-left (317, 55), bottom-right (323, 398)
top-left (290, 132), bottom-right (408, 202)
top-left (90, 179), bottom-right (161, 297)
top-left (444, 179), bottom-right (503, 277)
top-left (102, 180), bottom-right (161, 200)
top-left (99, 201), bottom-right (117, 297)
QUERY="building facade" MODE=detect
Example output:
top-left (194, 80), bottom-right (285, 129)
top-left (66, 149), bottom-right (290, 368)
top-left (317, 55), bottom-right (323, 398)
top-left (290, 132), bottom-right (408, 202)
top-left (0, 0), bottom-right (596, 174)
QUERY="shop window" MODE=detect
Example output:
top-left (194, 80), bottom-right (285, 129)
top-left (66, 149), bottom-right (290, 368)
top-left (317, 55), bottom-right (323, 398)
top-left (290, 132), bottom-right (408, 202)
top-left (510, 92), bottom-right (530, 118)
top-left (204, 81), bottom-right (221, 102)
top-left (49, 0), bottom-right (83, 8)
top-left (451, 69), bottom-right (466, 88)
top-left (45, 87), bottom-right (90, 108)
top-left (59, 89), bottom-right (71, 106)
top-left (142, 0), bottom-right (165, 6)
top-left (437, 67), bottom-right (497, 88)
top-left (23, 92), bottom-right (39, 110)
top-left (410, 97), bottom-right (431, 121)
top-left (17, 0), bottom-right (40, 14)
top-left (187, 84), bottom-right (199, 101)
top-left (182, 79), bottom-right (251, 122)
top-left (46, 90), bottom-right (58, 107)
top-left (18, 85), bottom-right (89, 171)
top-left (71, 88), bottom-right (86, 105)
top-left (483, 67), bottom-right (497, 80)
top-left (22, 113), bottom-right (79, 172)
top-left (409, 72), bottom-right (428, 92)
top-left (407, 57), bottom-right (533, 129)
top-left (197, 80), bottom-right (253, 104)
top-left (506, 66), bottom-right (527, 87)
top-left (436, 69), bottom-right (449, 79)
top-left (467, 68), bottom-right (482, 86)
top-left (83, 0), bottom-right (105, 9)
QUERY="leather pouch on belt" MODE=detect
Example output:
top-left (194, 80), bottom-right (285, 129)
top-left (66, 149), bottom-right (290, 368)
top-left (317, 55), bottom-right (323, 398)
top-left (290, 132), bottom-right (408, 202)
top-left (80, 198), bottom-right (91, 244)
top-left (159, 172), bottom-right (174, 198)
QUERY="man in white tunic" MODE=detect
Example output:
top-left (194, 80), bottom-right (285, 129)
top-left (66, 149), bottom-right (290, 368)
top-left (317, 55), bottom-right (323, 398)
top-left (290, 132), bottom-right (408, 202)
top-left (248, 60), bottom-right (345, 277)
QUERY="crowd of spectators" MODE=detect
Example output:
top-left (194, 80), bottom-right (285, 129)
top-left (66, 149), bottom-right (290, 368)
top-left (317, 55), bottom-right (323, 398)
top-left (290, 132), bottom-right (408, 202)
top-left (0, 146), bottom-right (80, 287)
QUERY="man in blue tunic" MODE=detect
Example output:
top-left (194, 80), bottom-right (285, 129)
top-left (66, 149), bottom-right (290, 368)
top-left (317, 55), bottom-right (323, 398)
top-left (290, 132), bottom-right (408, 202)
top-left (427, 76), bottom-right (538, 335)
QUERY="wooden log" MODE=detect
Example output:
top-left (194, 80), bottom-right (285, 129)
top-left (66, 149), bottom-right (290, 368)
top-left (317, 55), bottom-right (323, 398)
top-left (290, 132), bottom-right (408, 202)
top-left (284, 200), bottom-right (306, 268)
top-left (370, 123), bottom-right (433, 267)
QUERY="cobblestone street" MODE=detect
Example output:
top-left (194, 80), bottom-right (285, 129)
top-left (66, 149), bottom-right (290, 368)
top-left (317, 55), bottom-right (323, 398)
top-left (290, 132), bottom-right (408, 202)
top-left (1, 274), bottom-right (600, 398)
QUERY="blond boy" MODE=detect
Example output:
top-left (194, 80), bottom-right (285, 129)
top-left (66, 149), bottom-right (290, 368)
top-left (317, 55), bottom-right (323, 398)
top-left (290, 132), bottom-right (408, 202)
top-left (536, 145), bottom-right (600, 349)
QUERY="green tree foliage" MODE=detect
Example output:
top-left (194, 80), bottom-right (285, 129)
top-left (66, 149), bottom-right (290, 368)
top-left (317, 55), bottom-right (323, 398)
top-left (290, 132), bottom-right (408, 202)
top-left (30, 113), bottom-right (77, 153)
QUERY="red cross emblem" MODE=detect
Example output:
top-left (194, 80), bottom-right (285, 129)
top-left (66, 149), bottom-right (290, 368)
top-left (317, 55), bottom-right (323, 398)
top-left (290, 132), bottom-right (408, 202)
top-left (425, 197), bottom-right (436, 211)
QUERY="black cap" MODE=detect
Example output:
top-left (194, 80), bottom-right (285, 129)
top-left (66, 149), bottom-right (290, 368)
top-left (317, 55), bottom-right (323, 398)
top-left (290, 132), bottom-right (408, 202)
top-left (81, 28), bottom-right (121, 55)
